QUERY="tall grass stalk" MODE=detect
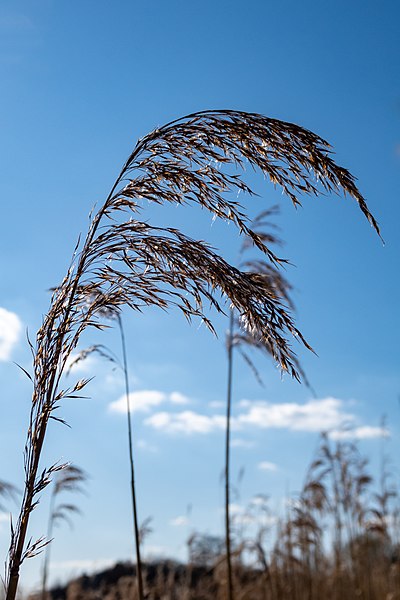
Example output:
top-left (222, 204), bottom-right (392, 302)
top-left (70, 316), bottom-right (144, 600)
top-left (5, 110), bottom-right (379, 600)
top-left (224, 309), bottom-right (235, 600)
top-left (117, 315), bottom-right (144, 600)
top-left (223, 210), bottom-right (302, 600)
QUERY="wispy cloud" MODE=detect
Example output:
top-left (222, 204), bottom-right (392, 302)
top-left (231, 438), bottom-right (255, 449)
top-left (137, 439), bottom-right (158, 453)
top-left (330, 426), bottom-right (389, 441)
top-left (258, 461), bottom-right (278, 472)
top-left (109, 389), bottom-right (191, 415)
top-left (49, 558), bottom-right (115, 573)
top-left (0, 307), bottom-right (22, 361)
top-left (208, 400), bottom-right (225, 409)
top-left (169, 515), bottom-right (189, 527)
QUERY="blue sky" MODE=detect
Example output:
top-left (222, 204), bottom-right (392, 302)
top-left (0, 0), bottom-right (399, 593)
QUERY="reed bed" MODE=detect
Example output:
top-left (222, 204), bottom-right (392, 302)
top-left (35, 434), bottom-right (400, 600)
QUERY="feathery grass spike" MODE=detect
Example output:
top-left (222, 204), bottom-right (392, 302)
top-left (0, 481), bottom-right (18, 512)
top-left (6, 110), bottom-right (378, 600)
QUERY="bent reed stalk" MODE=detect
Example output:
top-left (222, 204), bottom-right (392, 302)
top-left (5, 110), bottom-right (379, 600)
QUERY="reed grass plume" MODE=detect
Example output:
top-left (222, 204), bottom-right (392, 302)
top-left (41, 465), bottom-right (87, 600)
top-left (5, 109), bottom-right (379, 600)
top-left (0, 481), bottom-right (18, 512)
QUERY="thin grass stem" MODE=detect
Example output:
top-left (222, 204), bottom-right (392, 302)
top-left (117, 315), bottom-right (144, 600)
top-left (225, 309), bottom-right (235, 600)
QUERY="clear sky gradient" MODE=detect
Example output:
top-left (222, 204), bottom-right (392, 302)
top-left (0, 0), bottom-right (399, 593)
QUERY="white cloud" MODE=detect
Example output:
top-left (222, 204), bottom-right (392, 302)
top-left (0, 307), bottom-right (22, 361)
top-left (237, 397), bottom-right (353, 432)
top-left (258, 461), bottom-right (278, 472)
top-left (246, 512), bottom-right (277, 528)
top-left (142, 545), bottom-right (169, 559)
top-left (143, 396), bottom-right (382, 443)
top-left (238, 399), bottom-right (252, 408)
top-left (208, 400), bottom-right (225, 409)
top-left (169, 391), bottom-right (190, 405)
top-left (109, 390), bottom-right (191, 415)
top-left (65, 351), bottom-right (97, 374)
top-left (228, 503), bottom-right (246, 516)
top-left (251, 495), bottom-right (270, 507)
top-left (169, 515), bottom-right (189, 527)
top-left (225, 503), bottom-right (256, 526)
top-left (110, 390), bottom-right (165, 414)
top-left (49, 558), bottom-right (114, 573)
top-left (144, 410), bottom-right (227, 434)
top-left (226, 503), bottom-right (276, 528)
top-left (330, 426), bottom-right (390, 441)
